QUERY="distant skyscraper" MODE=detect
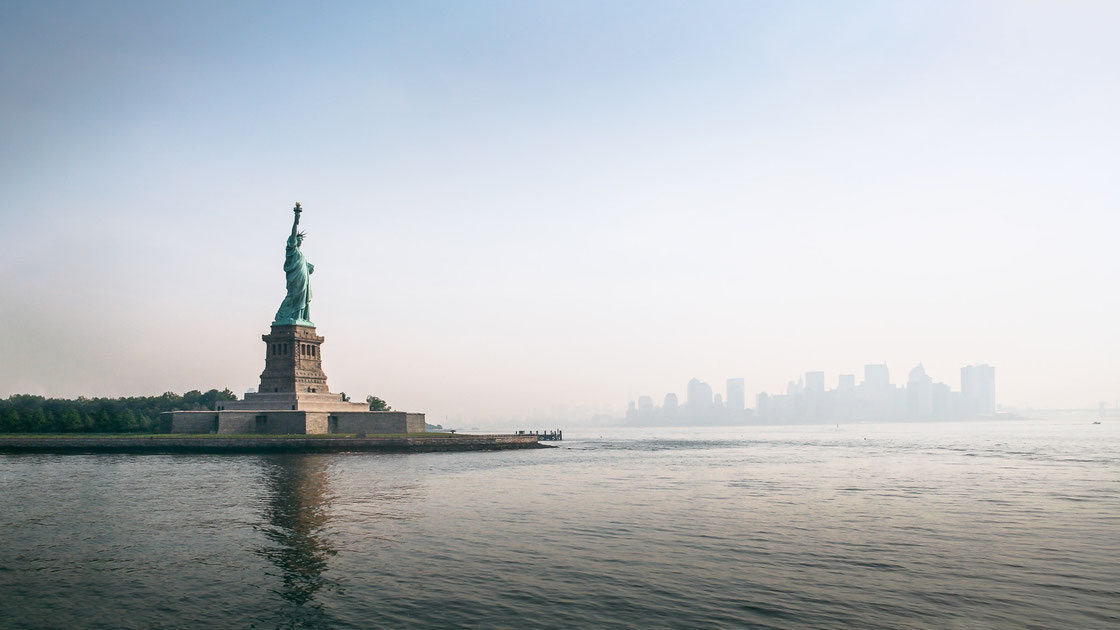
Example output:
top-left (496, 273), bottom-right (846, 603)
top-left (860, 363), bottom-right (894, 421)
top-left (906, 363), bottom-right (934, 418)
top-left (663, 393), bottom-right (679, 411)
top-left (932, 382), bottom-right (951, 417)
top-left (787, 379), bottom-right (803, 396)
top-left (687, 378), bottom-right (713, 408)
top-left (805, 371), bottom-right (825, 393)
top-left (864, 363), bottom-right (890, 389)
top-left (637, 395), bottom-right (653, 416)
top-left (726, 378), bottom-right (746, 411)
top-left (837, 374), bottom-right (855, 390)
top-left (961, 364), bottom-right (996, 415)
top-left (714, 393), bottom-right (723, 407)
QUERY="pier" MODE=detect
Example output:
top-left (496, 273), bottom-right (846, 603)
top-left (516, 430), bottom-right (562, 441)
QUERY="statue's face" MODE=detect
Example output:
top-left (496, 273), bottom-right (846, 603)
top-left (296, 235), bottom-right (304, 246)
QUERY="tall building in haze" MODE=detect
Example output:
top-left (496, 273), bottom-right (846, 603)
top-left (663, 393), bottom-right (679, 411)
top-left (726, 378), bottom-right (746, 411)
top-left (961, 364), bottom-right (996, 416)
top-left (906, 363), bottom-right (934, 418)
top-left (805, 372), bottom-right (825, 393)
top-left (687, 378), bottom-right (714, 408)
top-left (863, 364), bottom-right (890, 389)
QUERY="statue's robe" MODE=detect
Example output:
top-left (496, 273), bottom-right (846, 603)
top-left (273, 234), bottom-right (312, 324)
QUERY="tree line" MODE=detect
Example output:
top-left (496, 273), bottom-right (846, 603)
top-left (0, 389), bottom-right (238, 433)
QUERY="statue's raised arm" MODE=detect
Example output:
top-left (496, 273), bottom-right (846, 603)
top-left (288, 203), bottom-right (303, 243)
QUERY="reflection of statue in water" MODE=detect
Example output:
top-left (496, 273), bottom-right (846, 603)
top-left (256, 455), bottom-right (338, 624)
top-left (273, 203), bottom-right (315, 326)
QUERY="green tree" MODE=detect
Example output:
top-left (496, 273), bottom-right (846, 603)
top-left (0, 408), bottom-right (20, 432)
top-left (93, 409), bottom-right (111, 432)
top-left (23, 408), bottom-right (48, 432)
top-left (43, 409), bottom-right (60, 432)
top-left (183, 390), bottom-right (204, 409)
top-left (119, 409), bottom-right (139, 432)
top-left (366, 395), bottom-right (391, 411)
top-left (199, 388), bottom-right (237, 409)
top-left (60, 409), bottom-right (83, 432)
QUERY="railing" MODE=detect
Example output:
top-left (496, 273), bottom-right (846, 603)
top-left (515, 430), bottom-right (562, 441)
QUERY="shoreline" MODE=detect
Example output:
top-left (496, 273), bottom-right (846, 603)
top-left (0, 434), bottom-right (550, 454)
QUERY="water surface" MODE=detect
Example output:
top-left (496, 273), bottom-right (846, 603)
top-left (1, 420), bottom-right (1117, 628)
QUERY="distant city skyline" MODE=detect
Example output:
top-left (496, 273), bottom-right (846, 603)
top-left (626, 362), bottom-right (998, 426)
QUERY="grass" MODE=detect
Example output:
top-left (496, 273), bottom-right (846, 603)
top-left (0, 432), bottom-right (470, 439)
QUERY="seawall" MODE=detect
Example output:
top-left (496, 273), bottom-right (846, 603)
top-left (0, 434), bottom-right (549, 454)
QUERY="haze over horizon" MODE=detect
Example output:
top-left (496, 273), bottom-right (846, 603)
top-left (3, 1), bottom-right (1118, 424)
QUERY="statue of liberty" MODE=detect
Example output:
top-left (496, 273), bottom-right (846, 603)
top-left (273, 203), bottom-right (315, 326)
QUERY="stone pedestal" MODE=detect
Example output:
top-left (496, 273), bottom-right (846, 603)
top-left (258, 324), bottom-right (329, 394)
top-left (162, 323), bottom-right (424, 434)
top-left (219, 325), bottom-right (367, 414)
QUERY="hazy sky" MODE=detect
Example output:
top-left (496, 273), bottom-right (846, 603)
top-left (2, 1), bottom-right (1118, 423)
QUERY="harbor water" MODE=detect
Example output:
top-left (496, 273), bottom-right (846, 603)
top-left (1, 419), bottom-right (1117, 629)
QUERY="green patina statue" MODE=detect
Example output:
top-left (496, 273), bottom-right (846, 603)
top-left (273, 202), bottom-right (315, 326)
